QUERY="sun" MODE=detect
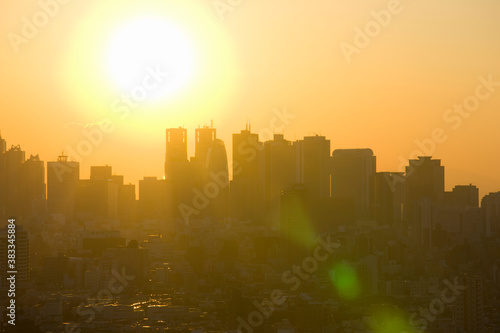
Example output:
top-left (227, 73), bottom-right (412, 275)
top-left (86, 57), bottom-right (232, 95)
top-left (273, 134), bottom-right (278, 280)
top-left (104, 16), bottom-right (197, 101)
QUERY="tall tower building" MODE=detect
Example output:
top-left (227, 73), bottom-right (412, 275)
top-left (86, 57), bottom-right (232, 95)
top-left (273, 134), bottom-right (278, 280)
top-left (78, 165), bottom-right (119, 221)
top-left (331, 149), bottom-right (376, 219)
top-left (205, 138), bottom-right (229, 219)
top-left (404, 156), bottom-right (444, 246)
top-left (47, 154), bottom-right (79, 222)
top-left (371, 172), bottom-right (404, 226)
top-left (405, 156), bottom-right (444, 207)
top-left (230, 125), bottom-right (264, 222)
top-left (293, 135), bottom-right (331, 199)
top-left (165, 127), bottom-right (192, 218)
top-left (263, 134), bottom-right (294, 227)
top-left (4, 145), bottom-right (25, 218)
top-left (481, 191), bottom-right (500, 237)
top-left (0, 134), bottom-right (6, 217)
top-left (21, 154), bottom-right (46, 217)
top-left (139, 176), bottom-right (171, 220)
top-left (195, 125), bottom-right (216, 166)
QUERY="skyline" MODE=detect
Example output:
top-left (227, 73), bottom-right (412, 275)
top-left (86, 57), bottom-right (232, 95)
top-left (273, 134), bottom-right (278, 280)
top-left (1, 0), bottom-right (500, 202)
top-left (0, 122), bottom-right (499, 201)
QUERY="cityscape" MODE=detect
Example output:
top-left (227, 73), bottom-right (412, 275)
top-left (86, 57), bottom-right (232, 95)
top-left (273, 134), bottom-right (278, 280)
top-left (0, 127), bottom-right (499, 332)
top-left (2, 1), bottom-right (500, 333)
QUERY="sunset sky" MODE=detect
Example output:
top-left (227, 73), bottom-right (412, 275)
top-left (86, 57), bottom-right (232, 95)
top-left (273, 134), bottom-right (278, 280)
top-left (1, 0), bottom-right (499, 198)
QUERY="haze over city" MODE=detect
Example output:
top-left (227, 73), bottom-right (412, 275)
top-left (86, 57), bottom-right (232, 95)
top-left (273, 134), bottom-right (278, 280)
top-left (1, 1), bottom-right (500, 332)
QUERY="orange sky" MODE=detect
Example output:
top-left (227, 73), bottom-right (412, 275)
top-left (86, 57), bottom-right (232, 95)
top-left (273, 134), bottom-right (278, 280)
top-left (1, 0), bottom-right (500, 199)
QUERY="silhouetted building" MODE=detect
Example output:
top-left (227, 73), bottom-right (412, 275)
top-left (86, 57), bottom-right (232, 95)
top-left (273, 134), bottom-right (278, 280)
top-left (47, 154), bottom-right (79, 223)
top-left (165, 127), bottom-right (193, 219)
top-left (230, 125), bottom-right (265, 222)
top-left (444, 184), bottom-right (479, 207)
top-left (293, 135), bottom-right (330, 199)
top-left (481, 191), bottom-right (500, 236)
top-left (90, 165), bottom-right (113, 180)
top-left (3, 145), bottom-right (25, 217)
top-left (331, 148), bottom-right (376, 219)
top-left (405, 156), bottom-right (444, 208)
top-left (119, 183), bottom-right (137, 226)
top-left (195, 125), bottom-right (216, 166)
top-left (0, 134), bottom-right (7, 216)
top-left (205, 138), bottom-right (229, 220)
top-left (371, 172), bottom-right (405, 226)
top-left (263, 134), bottom-right (294, 227)
top-left (139, 176), bottom-right (171, 220)
top-left (21, 154), bottom-right (46, 217)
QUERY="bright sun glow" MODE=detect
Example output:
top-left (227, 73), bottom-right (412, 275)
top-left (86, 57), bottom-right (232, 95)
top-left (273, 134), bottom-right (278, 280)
top-left (105, 16), bottom-right (197, 100)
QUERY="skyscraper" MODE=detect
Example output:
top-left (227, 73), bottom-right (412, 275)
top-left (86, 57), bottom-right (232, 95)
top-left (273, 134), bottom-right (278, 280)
top-left (205, 138), bottom-right (229, 219)
top-left (21, 154), bottom-right (46, 217)
top-left (3, 145), bottom-right (25, 218)
top-left (371, 171), bottom-right (404, 226)
top-left (481, 191), bottom-right (500, 237)
top-left (405, 156), bottom-right (445, 207)
top-left (0, 134), bottom-right (6, 217)
top-left (78, 165), bottom-right (120, 221)
top-left (195, 124), bottom-right (216, 167)
top-left (230, 125), bottom-right (264, 222)
top-left (293, 135), bottom-right (331, 199)
top-left (404, 156), bottom-right (444, 246)
top-left (331, 148), bottom-right (376, 219)
top-left (263, 134), bottom-right (294, 227)
top-left (47, 154), bottom-right (79, 223)
top-left (165, 127), bottom-right (192, 219)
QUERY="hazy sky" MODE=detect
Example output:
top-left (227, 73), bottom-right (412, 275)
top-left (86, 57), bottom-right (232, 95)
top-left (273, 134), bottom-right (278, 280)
top-left (1, 0), bottom-right (500, 199)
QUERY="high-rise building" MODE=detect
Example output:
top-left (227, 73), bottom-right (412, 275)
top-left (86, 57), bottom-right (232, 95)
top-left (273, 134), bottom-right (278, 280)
top-left (139, 176), bottom-right (171, 220)
top-left (90, 165), bottom-right (113, 180)
top-left (3, 145), bottom-right (25, 218)
top-left (371, 172), bottom-right (404, 226)
top-left (21, 154), bottom-right (46, 217)
top-left (405, 156), bottom-right (444, 207)
top-left (331, 149), bottom-right (376, 219)
top-left (205, 138), bottom-right (229, 220)
top-left (230, 125), bottom-right (265, 222)
top-left (262, 134), bottom-right (294, 227)
top-left (0, 134), bottom-right (6, 217)
top-left (165, 127), bottom-right (192, 219)
top-left (293, 135), bottom-right (331, 200)
top-left (444, 184), bottom-right (479, 207)
top-left (481, 191), bottom-right (500, 237)
top-left (404, 157), bottom-right (445, 246)
top-left (78, 166), bottom-right (120, 221)
top-left (47, 154), bottom-right (79, 222)
top-left (195, 125), bottom-right (216, 167)
top-left (118, 183), bottom-right (136, 226)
